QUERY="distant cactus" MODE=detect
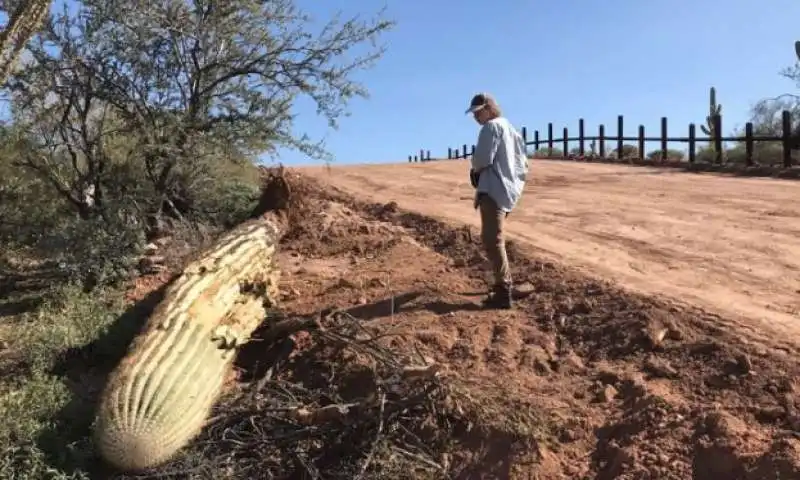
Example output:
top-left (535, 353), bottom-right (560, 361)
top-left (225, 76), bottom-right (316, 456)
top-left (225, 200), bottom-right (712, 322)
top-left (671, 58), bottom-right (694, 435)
top-left (700, 86), bottom-right (722, 139)
top-left (93, 218), bottom-right (283, 472)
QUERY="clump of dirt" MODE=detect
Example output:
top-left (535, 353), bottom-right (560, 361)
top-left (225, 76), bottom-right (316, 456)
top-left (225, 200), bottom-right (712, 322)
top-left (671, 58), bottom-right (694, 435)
top-left (256, 166), bottom-right (407, 259)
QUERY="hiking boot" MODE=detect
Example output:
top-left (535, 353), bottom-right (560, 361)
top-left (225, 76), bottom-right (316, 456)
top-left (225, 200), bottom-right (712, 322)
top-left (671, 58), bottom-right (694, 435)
top-left (481, 282), bottom-right (512, 309)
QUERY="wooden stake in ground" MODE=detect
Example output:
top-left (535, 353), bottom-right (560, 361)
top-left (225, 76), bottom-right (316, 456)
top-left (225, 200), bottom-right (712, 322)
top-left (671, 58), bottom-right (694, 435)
top-left (93, 217), bottom-right (284, 472)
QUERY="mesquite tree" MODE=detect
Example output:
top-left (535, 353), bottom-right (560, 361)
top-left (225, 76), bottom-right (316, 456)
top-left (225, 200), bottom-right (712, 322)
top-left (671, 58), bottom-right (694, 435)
top-left (4, 0), bottom-right (394, 219)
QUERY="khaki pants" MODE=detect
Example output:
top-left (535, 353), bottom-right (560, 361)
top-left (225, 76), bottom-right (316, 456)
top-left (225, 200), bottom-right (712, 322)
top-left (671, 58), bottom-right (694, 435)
top-left (478, 194), bottom-right (511, 286)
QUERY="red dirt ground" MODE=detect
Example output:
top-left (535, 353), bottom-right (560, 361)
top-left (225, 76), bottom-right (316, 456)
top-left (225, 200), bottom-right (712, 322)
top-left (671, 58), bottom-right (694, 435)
top-left (299, 159), bottom-right (800, 348)
top-left (125, 167), bottom-right (800, 479)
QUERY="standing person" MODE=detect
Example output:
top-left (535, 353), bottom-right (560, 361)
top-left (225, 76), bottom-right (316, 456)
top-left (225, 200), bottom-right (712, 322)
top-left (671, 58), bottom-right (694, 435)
top-left (465, 92), bottom-right (529, 309)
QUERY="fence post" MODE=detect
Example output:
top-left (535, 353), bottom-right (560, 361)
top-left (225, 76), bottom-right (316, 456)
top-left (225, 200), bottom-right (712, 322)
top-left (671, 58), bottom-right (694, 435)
top-left (578, 118), bottom-right (585, 156)
top-left (547, 122), bottom-right (554, 156)
top-left (521, 127), bottom-right (528, 156)
top-left (744, 122), bottom-right (754, 166)
top-left (782, 110), bottom-right (792, 168)
top-left (617, 115), bottom-right (624, 160)
top-left (713, 114), bottom-right (723, 164)
top-left (471, 145), bottom-right (475, 157)
top-left (462, 144), bottom-right (467, 159)
top-left (661, 117), bottom-right (668, 162)
top-left (688, 123), bottom-right (696, 164)
top-left (534, 130), bottom-right (540, 153)
top-left (562, 127), bottom-right (568, 158)
top-left (599, 124), bottom-right (605, 158)
top-left (448, 147), bottom-right (452, 159)
top-left (638, 125), bottom-right (645, 161)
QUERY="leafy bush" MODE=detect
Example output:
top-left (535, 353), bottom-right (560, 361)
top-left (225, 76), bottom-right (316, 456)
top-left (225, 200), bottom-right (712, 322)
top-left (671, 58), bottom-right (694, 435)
top-left (610, 144), bottom-right (638, 159)
top-left (646, 149), bottom-right (685, 162)
top-left (533, 147), bottom-right (564, 157)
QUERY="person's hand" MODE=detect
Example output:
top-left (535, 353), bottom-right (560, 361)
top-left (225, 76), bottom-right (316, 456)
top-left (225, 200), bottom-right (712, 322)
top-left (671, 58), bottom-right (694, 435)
top-left (469, 168), bottom-right (480, 188)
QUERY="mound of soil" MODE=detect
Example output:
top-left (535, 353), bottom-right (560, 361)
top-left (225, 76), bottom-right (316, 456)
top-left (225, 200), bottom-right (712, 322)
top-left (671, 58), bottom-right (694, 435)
top-left (108, 167), bottom-right (800, 479)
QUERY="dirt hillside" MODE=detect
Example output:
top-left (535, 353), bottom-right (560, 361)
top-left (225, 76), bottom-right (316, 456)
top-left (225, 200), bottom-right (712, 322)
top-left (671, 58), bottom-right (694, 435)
top-left (299, 159), bottom-right (800, 346)
top-left (113, 168), bottom-right (800, 479)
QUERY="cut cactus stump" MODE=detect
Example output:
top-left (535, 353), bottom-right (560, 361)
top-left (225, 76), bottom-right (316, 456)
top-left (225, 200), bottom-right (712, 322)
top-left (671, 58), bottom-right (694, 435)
top-left (93, 218), bottom-right (284, 472)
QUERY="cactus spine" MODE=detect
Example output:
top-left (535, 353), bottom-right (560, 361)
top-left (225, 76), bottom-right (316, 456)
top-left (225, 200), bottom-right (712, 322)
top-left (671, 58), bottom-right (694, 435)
top-left (93, 218), bottom-right (283, 472)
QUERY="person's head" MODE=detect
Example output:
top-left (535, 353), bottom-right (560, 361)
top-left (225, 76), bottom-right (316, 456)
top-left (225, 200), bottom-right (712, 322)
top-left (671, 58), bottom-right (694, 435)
top-left (465, 92), bottom-right (502, 125)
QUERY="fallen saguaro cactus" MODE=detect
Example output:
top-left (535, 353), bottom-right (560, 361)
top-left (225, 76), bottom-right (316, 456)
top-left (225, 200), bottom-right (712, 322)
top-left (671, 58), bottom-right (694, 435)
top-left (93, 218), bottom-right (284, 472)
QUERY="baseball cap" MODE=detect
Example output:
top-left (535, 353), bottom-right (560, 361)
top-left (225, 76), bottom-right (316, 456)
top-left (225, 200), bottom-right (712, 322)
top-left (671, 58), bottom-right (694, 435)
top-left (465, 92), bottom-right (494, 114)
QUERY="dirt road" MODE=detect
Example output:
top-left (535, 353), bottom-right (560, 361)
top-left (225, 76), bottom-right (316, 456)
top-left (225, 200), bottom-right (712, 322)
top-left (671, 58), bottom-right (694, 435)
top-left (301, 160), bottom-right (800, 337)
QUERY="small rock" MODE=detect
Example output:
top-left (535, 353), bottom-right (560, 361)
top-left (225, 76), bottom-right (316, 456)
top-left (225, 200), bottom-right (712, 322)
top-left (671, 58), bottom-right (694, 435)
top-left (756, 406), bottom-right (786, 423)
top-left (621, 373), bottom-right (648, 398)
top-left (596, 384), bottom-right (619, 403)
top-left (558, 352), bottom-right (586, 373)
top-left (595, 366), bottom-right (621, 386)
top-left (645, 325), bottom-right (669, 348)
top-left (644, 356), bottom-right (679, 378)
top-left (667, 328), bottom-right (684, 341)
top-left (735, 354), bottom-right (752, 374)
top-left (358, 296), bottom-right (368, 305)
top-left (337, 278), bottom-right (358, 289)
top-left (606, 443), bottom-right (635, 474)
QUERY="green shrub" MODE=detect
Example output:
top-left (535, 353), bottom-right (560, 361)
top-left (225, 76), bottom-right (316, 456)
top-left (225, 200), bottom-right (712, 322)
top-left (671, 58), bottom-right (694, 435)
top-left (646, 149), bottom-right (685, 162)
top-left (0, 284), bottom-right (130, 479)
top-left (533, 147), bottom-right (564, 157)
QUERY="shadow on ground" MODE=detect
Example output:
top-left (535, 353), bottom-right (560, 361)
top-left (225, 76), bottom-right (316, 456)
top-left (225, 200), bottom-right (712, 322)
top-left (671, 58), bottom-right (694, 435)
top-left (0, 265), bottom-right (68, 319)
top-left (35, 280), bottom-right (174, 477)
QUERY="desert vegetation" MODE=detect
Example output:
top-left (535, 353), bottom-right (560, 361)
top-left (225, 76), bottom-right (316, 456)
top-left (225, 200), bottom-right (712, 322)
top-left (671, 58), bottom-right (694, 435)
top-left (2, 2), bottom-right (800, 479)
top-left (0, 1), bottom-right (398, 477)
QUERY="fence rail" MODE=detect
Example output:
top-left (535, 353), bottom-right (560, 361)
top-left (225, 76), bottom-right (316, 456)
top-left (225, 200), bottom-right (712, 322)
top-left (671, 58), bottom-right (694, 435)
top-left (408, 111), bottom-right (799, 168)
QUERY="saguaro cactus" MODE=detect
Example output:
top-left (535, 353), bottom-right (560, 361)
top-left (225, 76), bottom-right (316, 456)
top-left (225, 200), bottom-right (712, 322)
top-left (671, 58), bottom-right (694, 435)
top-left (700, 86), bottom-right (722, 139)
top-left (93, 218), bottom-right (284, 472)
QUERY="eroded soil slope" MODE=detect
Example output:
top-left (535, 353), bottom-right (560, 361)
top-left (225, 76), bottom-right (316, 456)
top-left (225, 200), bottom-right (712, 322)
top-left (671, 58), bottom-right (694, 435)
top-left (105, 170), bottom-right (800, 479)
top-left (299, 160), bottom-right (800, 342)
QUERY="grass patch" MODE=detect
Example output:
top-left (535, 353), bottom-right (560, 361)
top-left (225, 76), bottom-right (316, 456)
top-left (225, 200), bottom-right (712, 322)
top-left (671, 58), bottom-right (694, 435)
top-left (0, 283), bottom-right (133, 479)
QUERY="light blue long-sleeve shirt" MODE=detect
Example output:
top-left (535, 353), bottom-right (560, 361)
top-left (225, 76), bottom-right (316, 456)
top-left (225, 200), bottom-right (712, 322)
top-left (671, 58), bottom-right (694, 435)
top-left (470, 116), bottom-right (529, 212)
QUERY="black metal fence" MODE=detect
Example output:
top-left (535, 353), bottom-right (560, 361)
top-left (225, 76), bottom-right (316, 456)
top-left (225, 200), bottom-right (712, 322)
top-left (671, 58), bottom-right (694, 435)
top-left (409, 111), bottom-right (799, 168)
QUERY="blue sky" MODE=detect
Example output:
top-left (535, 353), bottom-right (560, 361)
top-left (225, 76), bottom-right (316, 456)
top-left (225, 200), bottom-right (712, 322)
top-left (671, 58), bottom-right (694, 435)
top-left (4, 1), bottom-right (800, 166)
top-left (277, 0), bottom-right (800, 165)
